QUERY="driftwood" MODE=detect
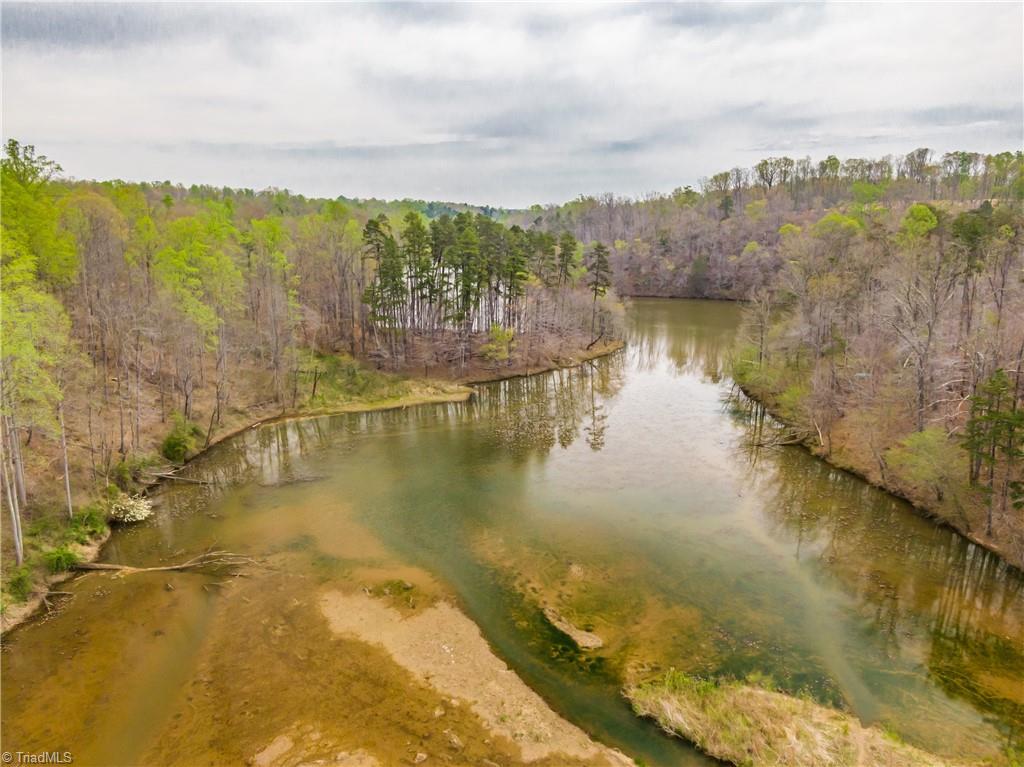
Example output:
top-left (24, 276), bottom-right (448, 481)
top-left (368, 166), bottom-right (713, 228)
top-left (74, 548), bottom-right (256, 576)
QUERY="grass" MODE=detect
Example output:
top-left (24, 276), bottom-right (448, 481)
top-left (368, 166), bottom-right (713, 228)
top-left (625, 670), bottom-right (954, 767)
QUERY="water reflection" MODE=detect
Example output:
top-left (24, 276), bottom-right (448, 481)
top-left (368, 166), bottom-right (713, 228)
top-left (625, 298), bottom-right (737, 380)
top-left (5, 299), bottom-right (1022, 767)
top-left (477, 357), bottom-right (624, 456)
top-left (730, 387), bottom-right (1024, 750)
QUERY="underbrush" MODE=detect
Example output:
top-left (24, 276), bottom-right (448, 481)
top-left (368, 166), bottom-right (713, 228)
top-left (1, 500), bottom-right (110, 612)
top-left (303, 353), bottom-right (409, 407)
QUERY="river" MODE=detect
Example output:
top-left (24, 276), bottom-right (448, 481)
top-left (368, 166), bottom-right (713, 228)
top-left (2, 299), bottom-right (1021, 765)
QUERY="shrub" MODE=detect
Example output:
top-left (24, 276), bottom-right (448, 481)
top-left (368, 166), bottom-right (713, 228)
top-left (7, 566), bottom-right (33, 602)
top-left (67, 505), bottom-right (108, 544)
top-left (109, 494), bottom-right (154, 524)
top-left (886, 426), bottom-right (966, 506)
top-left (161, 414), bottom-right (204, 463)
top-left (111, 454), bottom-right (159, 492)
top-left (43, 546), bottom-right (81, 573)
top-left (480, 324), bottom-right (516, 364)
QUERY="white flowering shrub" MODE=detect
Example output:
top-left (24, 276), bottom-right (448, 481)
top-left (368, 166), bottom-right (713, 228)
top-left (109, 494), bottom-right (154, 524)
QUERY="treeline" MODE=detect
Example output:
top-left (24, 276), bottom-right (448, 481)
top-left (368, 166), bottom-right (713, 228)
top-left (732, 199), bottom-right (1023, 564)
top-left (0, 140), bottom-right (620, 568)
top-left (513, 148), bottom-right (1023, 300)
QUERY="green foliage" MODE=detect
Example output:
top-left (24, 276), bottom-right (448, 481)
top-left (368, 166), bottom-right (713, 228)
top-left (480, 325), bottom-right (516, 363)
top-left (886, 426), bottom-right (965, 504)
top-left (899, 203), bottom-right (939, 242)
top-left (744, 200), bottom-right (767, 221)
top-left (6, 566), bottom-right (33, 602)
top-left (160, 413), bottom-right (204, 463)
top-left (305, 354), bottom-right (408, 405)
top-left (587, 242), bottom-right (612, 298)
top-left (964, 370), bottom-right (1024, 510)
top-left (851, 181), bottom-right (886, 204)
top-left (67, 505), bottom-right (108, 544)
top-left (777, 382), bottom-right (810, 422)
top-left (111, 454), bottom-right (159, 492)
top-left (687, 254), bottom-right (710, 296)
top-left (740, 241), bottom-right (762, 259)
top-left (811, 212), bottom-right (861, 242)
top-left (43, 545), bottom-right (81, 574)
top-left (1, 141), bottom-right (76, 434)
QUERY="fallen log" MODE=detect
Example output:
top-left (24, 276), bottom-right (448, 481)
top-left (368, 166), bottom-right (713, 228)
top-left (74, 549), bottom-right (256, 575)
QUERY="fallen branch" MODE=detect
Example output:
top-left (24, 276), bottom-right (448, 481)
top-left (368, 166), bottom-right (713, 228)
top-left (74, 548), bottom-right (256, 575)
top-left (142, 471), bottom-right (212, 484)
top-left (746, 432), bottom-right (807, 448)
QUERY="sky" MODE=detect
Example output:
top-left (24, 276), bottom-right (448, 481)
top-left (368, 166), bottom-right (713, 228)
top-left (2, 2), bottom-right (1022, 208)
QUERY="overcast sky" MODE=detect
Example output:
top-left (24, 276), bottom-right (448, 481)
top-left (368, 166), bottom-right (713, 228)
top-left (3, 2), bottom-right (1022, 207)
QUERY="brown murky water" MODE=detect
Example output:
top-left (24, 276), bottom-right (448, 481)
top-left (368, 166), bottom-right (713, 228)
top-left (2, 299), bottom-right (1021, 766)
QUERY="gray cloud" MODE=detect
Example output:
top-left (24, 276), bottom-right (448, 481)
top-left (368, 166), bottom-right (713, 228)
top-left (2, 2), bottom-right (1021, 206)
top-left (1, 2), bottom-right (288, 49)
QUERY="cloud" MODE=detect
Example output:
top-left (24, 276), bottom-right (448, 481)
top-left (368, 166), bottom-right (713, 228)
top-left (2, 2), bottom-right (1021, 206)
top-left (1, 2), bottom-right (289, 50)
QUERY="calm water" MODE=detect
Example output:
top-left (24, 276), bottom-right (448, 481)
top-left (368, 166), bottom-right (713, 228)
top-left (3, 299), bottom-right (1022, 766)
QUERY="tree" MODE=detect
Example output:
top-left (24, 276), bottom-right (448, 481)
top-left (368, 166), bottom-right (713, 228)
top-left (964, 365), bottom-right (1024, 536)
top-left (2, 141), bottom-right (81, 554)
top-left (587, 243), bottom-right (612, 339)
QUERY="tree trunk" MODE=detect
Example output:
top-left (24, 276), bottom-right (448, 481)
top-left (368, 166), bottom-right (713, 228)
top-left (59, 401), bottom-right (73, 519)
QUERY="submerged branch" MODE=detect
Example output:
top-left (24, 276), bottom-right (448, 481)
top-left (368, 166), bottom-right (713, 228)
top-left (74, 548), bottom-right (256, 575)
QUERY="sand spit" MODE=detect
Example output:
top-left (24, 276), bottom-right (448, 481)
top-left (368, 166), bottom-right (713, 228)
top-left (320, 590), bottom-right (631, 765)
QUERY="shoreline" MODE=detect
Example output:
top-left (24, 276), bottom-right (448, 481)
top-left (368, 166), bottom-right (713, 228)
top-left (1, 341), bottom-right (625, 636)
top-left (455, 339), bottom-right (625, 384)
top-left (733, 381), bottom-right (1024, 575)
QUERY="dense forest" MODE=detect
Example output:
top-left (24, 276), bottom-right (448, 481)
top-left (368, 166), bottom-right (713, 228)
top-left (0, 139), bottom-right (620, 595)
top-left (514, 148), bottom-right (1022, 300)
top-left (2, 141), bottom-right (1022, 609)
top-left (515, 148), bottom-right (1024, 565)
